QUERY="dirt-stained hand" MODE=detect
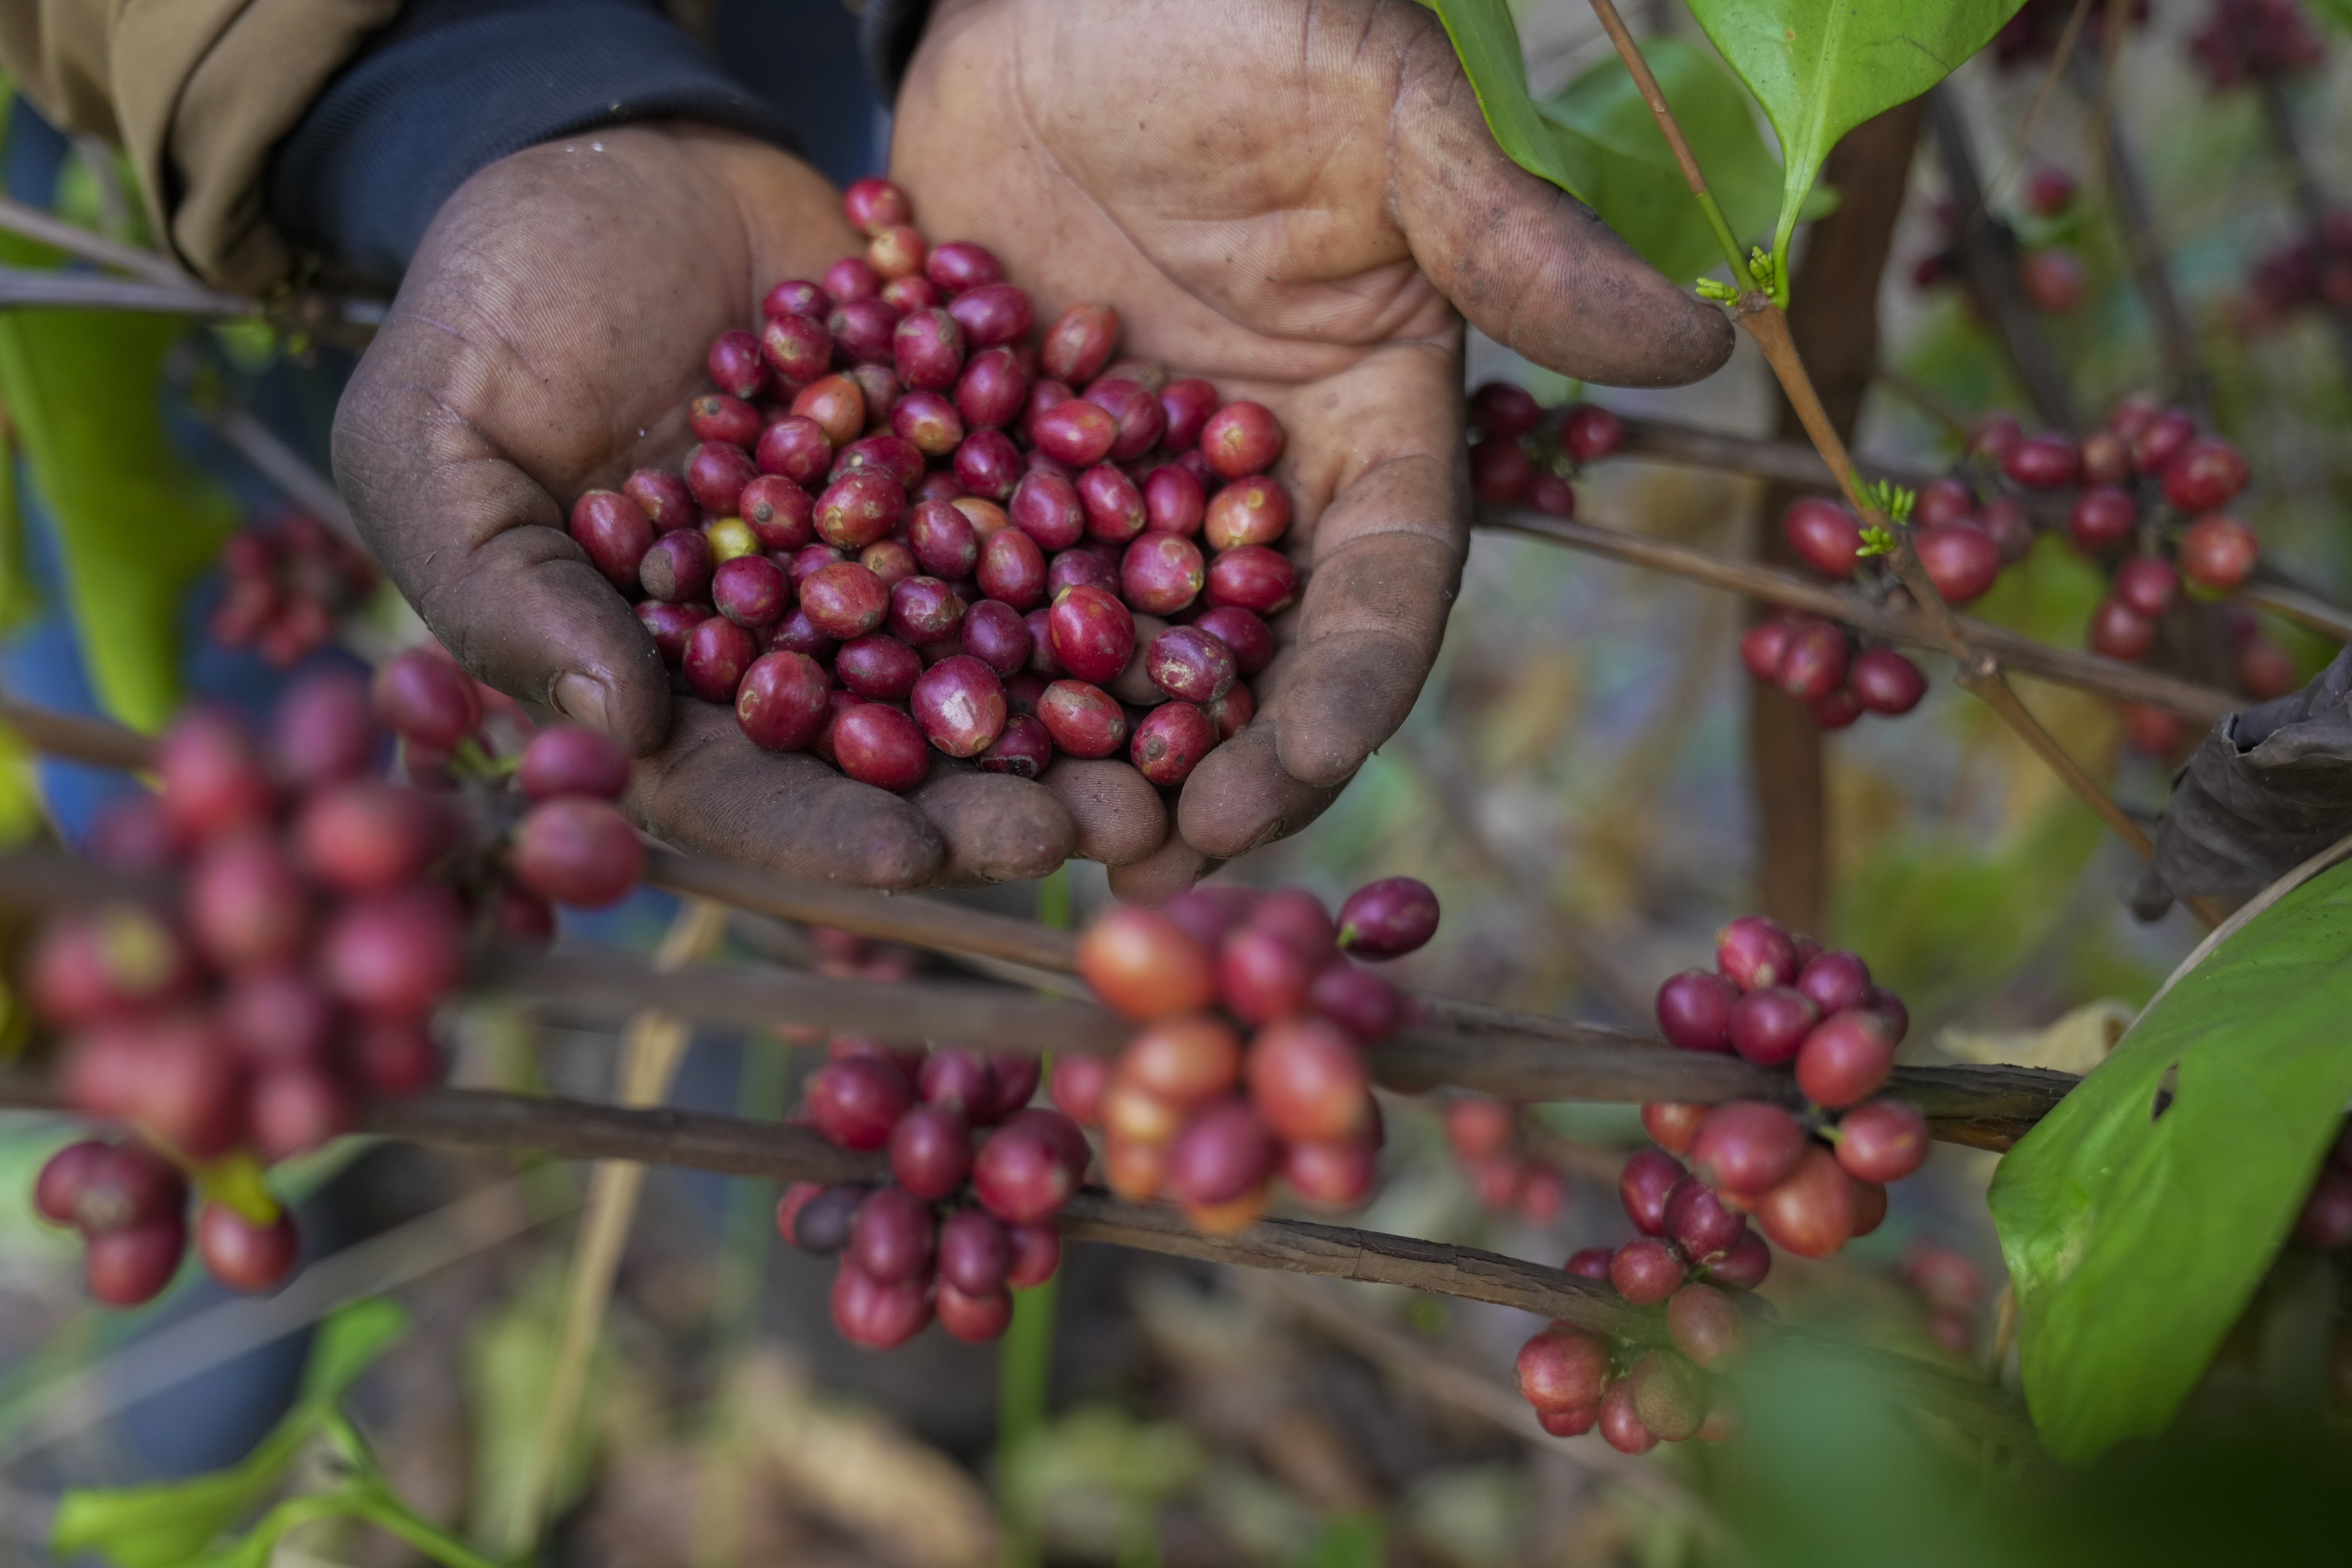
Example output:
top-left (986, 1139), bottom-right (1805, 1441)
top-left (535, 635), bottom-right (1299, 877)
top-left (893, 0), bottom-right (1734, 898)
top-left (334, 125), bottom-right (1081, 888)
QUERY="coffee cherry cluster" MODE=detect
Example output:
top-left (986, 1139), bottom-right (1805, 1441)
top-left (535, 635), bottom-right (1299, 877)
top-left (1512, 917), bottom-right (1920, 1453)
top-left (2243, 212), bottom-right (2352, 329)
top-left (25, 662), bottom-right (645, 1307)
top-left (1464, 381), bottom-right (1623, 518)
top-left (1442, 1095), bottom-right (1569, 1226)
top-left (1060, 877), bottom-right (1439, 1233)
top-left (1513, 1290), bottom-right (1750, 1452)
top-left (1748, 393), bottom-right (2288, 739)
top-left (208, 512), bottom-right (377, 669)
top-left (2188, 0), bottom-right (2324, 90)
top-left (778, 1037), bottom-right (1081, 1349)
top-left (569, 177), bottom-right (1286, 797)
top-left (1740, 609), bottom-right (1929, 732)
top-left (1971, 400), bottom-right (2278, 682)
top-left (1642, 916), bottom-right (1925, 1260)
top-left (374, 647), bottom-right (648, 914)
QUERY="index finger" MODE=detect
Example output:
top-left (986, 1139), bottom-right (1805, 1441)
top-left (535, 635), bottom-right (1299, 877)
top-left (1177, 335), bottom-right (1467, 856)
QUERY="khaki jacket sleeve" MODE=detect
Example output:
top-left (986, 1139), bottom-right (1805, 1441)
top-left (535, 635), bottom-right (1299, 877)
top-left (0, 0), bottom-right (400, 292)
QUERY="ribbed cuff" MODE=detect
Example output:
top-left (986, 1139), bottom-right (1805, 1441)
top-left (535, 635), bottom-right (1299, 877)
top-left (267, 0), bottom-right (800, 289)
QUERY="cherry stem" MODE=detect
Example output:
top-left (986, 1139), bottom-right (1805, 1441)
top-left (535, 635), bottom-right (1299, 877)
top-left (1515, 411), bottom-right (2352, 643)
top-left (1582, 0), bottom-right (1758, 294)
top-left (1480, 505), bottom-right (2235, 723)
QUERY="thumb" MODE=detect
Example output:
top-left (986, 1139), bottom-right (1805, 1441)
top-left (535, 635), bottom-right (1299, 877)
top-left (1389, 16), bottom-right (1735, 388)
top-left (334, 345), bottom-right (673, 755)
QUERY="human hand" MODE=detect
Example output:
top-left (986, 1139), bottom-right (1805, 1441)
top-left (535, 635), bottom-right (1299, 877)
top-left (893, 0), bottom-right (1735, 899)
top-left (334, 125), bottom-right (1079, 888)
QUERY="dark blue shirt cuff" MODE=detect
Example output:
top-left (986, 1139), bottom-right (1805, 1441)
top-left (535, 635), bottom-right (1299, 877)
top-left (267, 0), bottom-right (803, 289)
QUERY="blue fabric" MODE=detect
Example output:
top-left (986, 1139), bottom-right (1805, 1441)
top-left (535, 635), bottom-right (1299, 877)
top-left (268, 0), bottom-right (810, 288)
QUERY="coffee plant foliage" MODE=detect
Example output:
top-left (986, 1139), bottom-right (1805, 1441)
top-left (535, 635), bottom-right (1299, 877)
top-left (1433, 0), bottom-right (2027, 292)
top-left (1990, 859), bottom-right (2352, 1460)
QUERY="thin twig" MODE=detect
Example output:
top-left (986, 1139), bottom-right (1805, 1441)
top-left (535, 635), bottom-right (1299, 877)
top-left (1583, 0), bottom-right (1756, 288)
top-left (2254, 74), bottom-right (2352, 391)
top-left (1384, 730), bottom-right (1660, 1024)
top-left (1483, 508), bottom-right (2238, 723)
top-left (207, 409), bottom-right (362, 543)
top-left (0, 264), bottom-right (386, 331)
top-left (0, 861), bottom-right (2076, 1142)
top-left (507, 899), bottom-right (724, 1554)
top-left (1588, 416), bottom-right (2352, 646)
top-left (0, 195), bottom-right (195, 288)
top-left (646, 848), bottom-right (1077, 972)
top-left (0, 1079), bottom-right (2039, 1443)
top-left (2242, 571), bottom-right (2352, 643)
top-left (0, 1180), bottom-right (555, 1465)
top-left (0, 690), bottom-right (157, 770)
top-left (1872, 370), bottom-right (1972, 438)
top-left (1966, 0), bottom-right (2096, 234)
top-left (495, 944), bottom-right (2073, 1146)
top-left (2072, 43), bottom-right (2204, 404)
top-left (1928, 89), bottom-right (2078, 428)
top-left (341, 1084), bottom-right (2033, 1443)
top-left (1574, 12), bottom-right (2200, 915)
top-left (0, 267), bottom-right (257, 317)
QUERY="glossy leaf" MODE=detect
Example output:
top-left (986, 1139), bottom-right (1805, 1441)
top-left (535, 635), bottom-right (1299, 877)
top-left (299, 1297), bottom-right (410, 1408)
top-left (1426, 0), bottom-right (1589, 197)
top-left (180, 1497), bottom-right (361, 1568)
top-left (51, 1424), bottom-right (311, 1568)
top-left (0, 231), bottom-right (240, 733)
top-left (1540, 38), bottom-right (1833, 287)
top-left (52, 1301), bottom-right (409, 1567)
top-left (1685, 0), bottom-right (2026, 265)
top-left (1988, 860), bottom-right (2352, 1460)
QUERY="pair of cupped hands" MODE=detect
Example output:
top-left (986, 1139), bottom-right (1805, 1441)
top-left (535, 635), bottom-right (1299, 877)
top-left (333, 0), bottom-right (1731, 897)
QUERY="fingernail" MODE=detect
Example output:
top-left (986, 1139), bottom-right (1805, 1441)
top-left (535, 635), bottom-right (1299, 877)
top-left (1245, 818), bottom-right (1288, 853)
top-left (552, 673), bottom-right (612, 732)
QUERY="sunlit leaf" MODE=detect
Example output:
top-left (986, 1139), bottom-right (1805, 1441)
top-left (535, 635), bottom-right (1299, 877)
top-left (0, 231), bottom-right (240, 732)
top-left (51, 1423), bottom-right (308, 1568)
top-left (1424, 0), bottom-right (1590, 198)
top-left (299, 1297), bottom-right (409, 1408)
top-left (1540, 38), bottom-right (1835, 286)
top-left (1684, 0), bottom-right (2027, 265)
top-left (51, 1301), bottom-right (405, 1567)
top-left (1988, 861), bottom-right (2352, 1459)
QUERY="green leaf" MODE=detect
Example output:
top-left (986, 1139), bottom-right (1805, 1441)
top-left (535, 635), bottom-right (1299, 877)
top-left (2308, 0), bottom-right (2352, 36)
top-left (51, 1420), bottom-right (311, 1568)
top-left (300, 1298), bottom-right (410, 1409)
top-left (179, 1496), bottom-right (362, 1568)
top-left (0, 423), bottom-right (37, 635)
top-left (0, 231), bottom-right (241, 732)
top-left (51, 1302), bottom-right (408, 1567)
top-left (1683, 0), bottom-right (2027, 269)
top-left (1538, 38), bottom-right (1832, 287)
top-left (1300, 1512), bottom-right (1387, 1568)
top-left (1988, 860), bottom-right (2352, 1461)
top-left (1424, 0), bottom-right (1589, 198)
